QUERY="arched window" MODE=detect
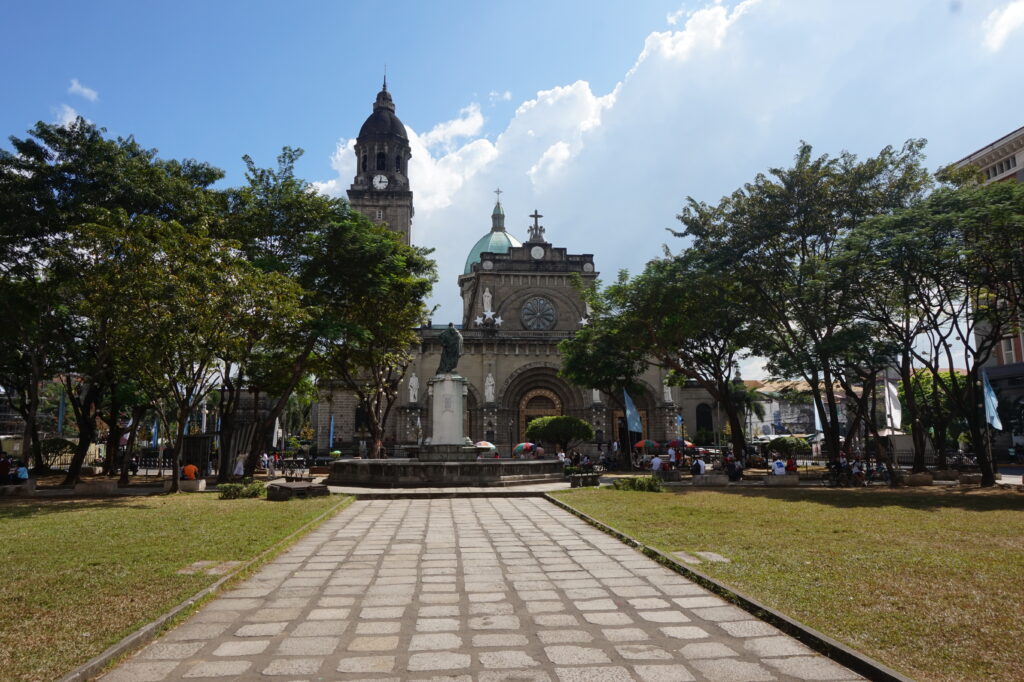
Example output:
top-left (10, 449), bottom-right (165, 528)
top-left (376, 152), bottom-right (386, 171)
top-left (361, 155), bottom-right (367, 172)
top-left (395, 155), bottom-right (402, 172)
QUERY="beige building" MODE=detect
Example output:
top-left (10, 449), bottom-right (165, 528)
top-left (955, 124), bottom-right (1024, 447)
top-left (314, 85), bottom-right (720, 456)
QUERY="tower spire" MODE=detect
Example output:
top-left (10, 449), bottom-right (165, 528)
top-left (491, 188), bottom-right (505, 232)
top-left (383, 65), bottom-right (387, 92)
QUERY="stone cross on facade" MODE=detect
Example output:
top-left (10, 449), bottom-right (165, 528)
top-left (528, 210), bottom-right (545, 242)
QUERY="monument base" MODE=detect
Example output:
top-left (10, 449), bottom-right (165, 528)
top-left (324, 458), bottom-right (564, 488)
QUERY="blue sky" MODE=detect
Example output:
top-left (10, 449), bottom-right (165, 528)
top-left (4, 0), bottom-right (1024, 376)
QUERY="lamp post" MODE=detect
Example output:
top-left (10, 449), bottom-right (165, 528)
top-left (508, 418), bottom-right (514, 458)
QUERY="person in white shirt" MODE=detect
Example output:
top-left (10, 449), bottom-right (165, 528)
top-left (691, 456), bottom-right (706, 475)
top-left (650, 455), bottom-right (662, 475)
top-left (772, 456), bottom-right (788, 475)
top-left (666, 446), bottom-right (676, 467)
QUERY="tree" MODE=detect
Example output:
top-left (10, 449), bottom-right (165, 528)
top-left (319, 215), bottom-right (436, 458)
top-left (680, 140), bottom-right (932, 462)
top-left (558, 274), bottom-right (650, 412)
top-left (525, 416), bottom-right (594, 452)
top-left (607, 253), bottom-right (757, 458)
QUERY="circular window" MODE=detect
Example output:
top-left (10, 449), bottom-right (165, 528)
top-left (582, 262), bottom-right (594, 273)
top-left (482, 260), bottom-right (494, 270)
top-left (521, 297), bottom-right (556, 330)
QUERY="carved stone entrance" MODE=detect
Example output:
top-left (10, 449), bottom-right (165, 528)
top-left (518, 388), bottom-right (562, 443)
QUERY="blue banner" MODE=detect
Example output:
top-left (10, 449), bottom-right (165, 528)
top-left (983, 369), bottom-right (1003, 431)
top-left (623, 390), bottom-right (642, 434)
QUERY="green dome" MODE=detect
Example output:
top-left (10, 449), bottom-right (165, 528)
top-left (464, 230), bottom-right (522, 274)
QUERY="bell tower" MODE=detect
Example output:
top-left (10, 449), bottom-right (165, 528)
top-left (348, 78), bottom-right (414, 245)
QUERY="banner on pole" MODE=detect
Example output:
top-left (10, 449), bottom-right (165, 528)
top-left (983, 369), bottom-right (1003, 431)
top-left (623, 390), bottom-right (642, 434)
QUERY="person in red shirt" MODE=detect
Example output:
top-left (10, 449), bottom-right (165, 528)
top-left (182, 463), bottom-right (199, 480)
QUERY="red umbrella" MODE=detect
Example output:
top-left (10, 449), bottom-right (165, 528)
top-left (665, 439), bottom-right (694, 448)
top-left (634, 439), bottom-right (660, 450)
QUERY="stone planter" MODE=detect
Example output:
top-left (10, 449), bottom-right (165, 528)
top-left (959, 473), bottom-right (983, 485)
top-left (932, 469), bottom-right (960, 481)
top-left (660, 470), bottom-right (681, 482)
top-left (765, 474), bottom-right (800, 487)
top-left (692, 474), bottom-right (729, 487)
top-left (905, 472), bottom-right (934, 487)
top-left (0, 479), bottom-right (35, 497)
top-left (162, 478), bottom-right (207, 492)
top-left (75, 479), bottom-right (118, 495)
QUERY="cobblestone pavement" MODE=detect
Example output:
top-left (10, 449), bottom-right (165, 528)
top-left (101, 498), bottom-right (862, 681)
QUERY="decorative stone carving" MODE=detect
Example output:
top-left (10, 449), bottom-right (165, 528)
top-left (482, 287), bottom-right (493, 313)
top-left (484, 373), bottom-right (496, 403)
top-left (521, 297), bottom-right (556, 331)
top-left (408, 373), bottom-right (419, 403)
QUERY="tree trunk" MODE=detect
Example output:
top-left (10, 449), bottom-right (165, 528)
top-left (899, 354), bottom-right (927, 473)
top-left (61, 383), bottom-right (102, 486)
top-left (724, 403), bottom-right (746, 459)
top-left (168, 408), bottom-right (189, 493)
top-left (118, 406), bottom-right (146, 487)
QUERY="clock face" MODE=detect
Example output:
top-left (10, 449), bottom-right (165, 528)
top-left (372, 174), bottom-right (389, 190)
top-left (530, 245), bottom-right (545, 260)
top-left (521, 297), bottom-right (556, 331)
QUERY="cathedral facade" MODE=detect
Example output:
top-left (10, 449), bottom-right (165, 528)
top-left (314, 85), bottom-right (715, 455)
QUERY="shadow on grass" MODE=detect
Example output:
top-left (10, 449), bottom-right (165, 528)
top-left (0, 497), bottom-right (155, 520)
top-left (665, 485), bottom-right (1024, 512)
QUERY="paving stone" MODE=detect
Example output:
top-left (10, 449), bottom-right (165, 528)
top-left (417, 617), bottom-right (461, 632)
top-left (743, 635), bottom-right (813, 656)
top-left (690, 606), bottom-right (750, 622)
top-left (470, 615), bottom-right (521, 629)
top-left (234, 621), bottom-right (288, 637)
top-left (602, 627), bottom-right (650, 642)
top-left (537, 629), bottom-right (593, 644)
top-left (138, 641), bottom-right (205, 659)
top-left (659, 626), bottom-right (710, 640)
top-left (471, 601), bottom-right (515, 615)
top-left (583, 611), bottom-right (634, 626)
top-left (261, 657), bottom-right (324, 676)
top-left (637, 610), bottom-right (690, 623)
top-left (336, 655), bottom-right (397, 673)
top-left (534, 613), bottom-right (580, 626)
top-left (574, 598), bottom-right (618, 611)
top-left (679, 642), bottom-right (738, 659)
top-left (478, 671), bottom-right (552, 682)
top-left (479, 650), bottom-right (542, 668)
top-left (474, 633), bottom-right (530, 646)
top-left (348, 635), bottom-right (399, 651)
top-left (356, 620), bottom-right (401, 634)
top-left (360, 606), bottom-right (405, 619)
top-left (419, 604), bottom-right (460, 617)
top-left (544, 645), bottom-right (611, 665)
top-left (689, 658), bottom-right (776, 681)
top-left (554, 666), bottom-right (634, 682)
top-left (276, 635), bottom-right (339, 655)
top-left (615, 644), bottom-right (673, 660)
top-left (717, 620), bottom-right (779, 638)
top-left (762, 655), bottom-right (862, 680)
top-left (407, 651), bottom-right (472, 671)
top-left (211, 639), bottom-right (269, 656)
top-left (102, 661), bottom-right (180, 682)
top-left (632, 664), bottom-right (696, 681)
top-left (627, 598), bottom-right (670, 609)
top-left (526, 601), bottom-right (565, 613)
top-left (181, 660), bottom-right (252, 678)
top-left (410, 633), bottom-right (464, 650)
top-left (291, 620), bottom-right (349, 636)
top-left (165, 623), bottom-right (229, 641)
top-left (244, 607), bottom-right (301, 622)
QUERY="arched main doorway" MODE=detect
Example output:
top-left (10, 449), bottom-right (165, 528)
top-left (519, 388), bottom-right (563, 442)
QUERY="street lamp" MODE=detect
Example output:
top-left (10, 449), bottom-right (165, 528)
top-left (508, 418), bottom-right (514, 458)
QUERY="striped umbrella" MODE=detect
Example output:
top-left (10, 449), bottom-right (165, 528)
top-left (513, 442), bottom-right (535, 454)
top-left (634, 439), bottom-right (660, 450)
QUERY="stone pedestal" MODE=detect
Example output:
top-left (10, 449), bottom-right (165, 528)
top-left (429, 373), bottom-right (467, 445)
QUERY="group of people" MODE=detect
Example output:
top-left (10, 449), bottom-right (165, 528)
top-left (0, 453), bottom-right (30, 485)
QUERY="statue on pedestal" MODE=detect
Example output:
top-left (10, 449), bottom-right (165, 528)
top-left (482, 287), bottom-right (493, 313)
top-left (484, 373), bottom-right (496, 403)
top-left (436, 323), bottom-right (464, 375)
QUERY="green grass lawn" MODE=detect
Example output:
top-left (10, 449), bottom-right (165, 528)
top-left (0, 493), bottom-right (348, 682)
top-left (554, 486), bottom-right (1024, 682)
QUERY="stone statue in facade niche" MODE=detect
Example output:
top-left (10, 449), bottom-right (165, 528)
top-left (482, 287), bottom-right (493, 313)
top-left (408, 373), bottom-right (419, 403)
top-left (436, 323), bottom-right (464, 375)
top-left (484, 373), bottom-right (496, 402)
top-left (663, 383), bottom-right (673, 403)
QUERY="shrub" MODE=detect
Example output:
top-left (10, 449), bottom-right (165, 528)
top-left (612, 476), bottom-right (663, 492)
top-left (219, 479), bottom-right (266, 499)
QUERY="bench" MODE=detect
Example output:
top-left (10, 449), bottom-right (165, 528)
top-left (267, 481), bottom-right (330, 501)
top-left (162, 478), bottom-right (208, 492)
top-left (765, 474), bottom-right (801, 487)
top-left (569, 473), bottom-right (601, 488)
top-left (691, 474), bottom-right (730, 486)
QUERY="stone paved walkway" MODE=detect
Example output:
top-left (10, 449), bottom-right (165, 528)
top-left (101, 498), bottom-right (862, 681)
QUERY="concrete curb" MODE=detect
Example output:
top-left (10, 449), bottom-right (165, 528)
top-left (58, 495), bottom-right (352, 682)
top-left (544, 493), bottom-right (914, 682)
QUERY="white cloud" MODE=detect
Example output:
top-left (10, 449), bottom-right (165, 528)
top-left (310, 0), bottom-right (1013, 384)
top-left (633, 0), bottom-right (760, 72)
top-left (488, 90), bottom-right (512, 105)
top-left (982, 0), bottom-right (1024, 51)
top-left (55, 104), bottom-right (81, 127)
top-left (419, 104), bottom-right (484, 150)
top-left (666, 8), bottom-right (688, 25)
top-left (68, 78), bottom-right (98, 102)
